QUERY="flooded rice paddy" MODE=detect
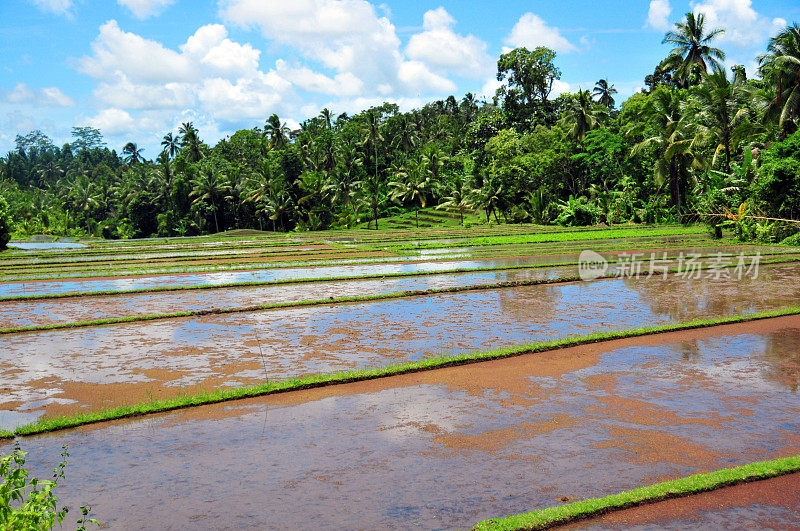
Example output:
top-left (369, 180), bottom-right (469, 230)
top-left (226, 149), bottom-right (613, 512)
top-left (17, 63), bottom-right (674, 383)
top-left (4, 317), bottom-right (800, 529)
top-left (568, 472), bottom-right (800, 529)
top-left (2, 263), bottom-right (800, 426)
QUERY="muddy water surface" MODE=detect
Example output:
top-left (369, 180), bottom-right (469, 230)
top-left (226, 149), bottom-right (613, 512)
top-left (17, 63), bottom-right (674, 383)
top-left (1, 246), bottom-right (787, 297)
top-left (566, 472), bottom-right (800, 529)
top-left (2, 263), bottom-right (800, 425)
top-left (5, 317), bottom-right (800, 529)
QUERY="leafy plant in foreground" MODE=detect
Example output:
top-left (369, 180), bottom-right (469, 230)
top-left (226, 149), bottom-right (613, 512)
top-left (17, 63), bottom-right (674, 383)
top-left (0, 445), bottom-right (97, 530)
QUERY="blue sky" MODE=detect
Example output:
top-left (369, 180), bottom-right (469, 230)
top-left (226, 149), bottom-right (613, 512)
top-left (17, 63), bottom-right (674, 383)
top-left (1, 0), bottom-right (797, 157)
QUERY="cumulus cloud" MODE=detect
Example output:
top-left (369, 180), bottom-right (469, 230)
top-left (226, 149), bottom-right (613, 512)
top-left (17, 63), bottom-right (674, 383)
top-left (646, 0), bottom-right (672, 31)
top-left (219, 0), bottom-right (457, 96)
top-left (505, 13), bottom-right (577, 54)
top-left (275, 60), bottom-right (364, 96)
top-left (4, 83), bottom-right (74, 107)
top-left (117, 0), bottom-right (176, 19)
top-left (29, 0), bottom-right (73, 16)
top-left (85, 108), bottom-right (136, 136)
top-left (691, 0), bottom-right (786, 47)
top-left (405, 7), bottom-right (493, 79)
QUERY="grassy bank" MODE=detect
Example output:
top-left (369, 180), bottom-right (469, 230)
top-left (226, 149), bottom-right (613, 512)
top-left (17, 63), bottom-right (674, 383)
top-left (473, 454), bottom-right (800, 530)
top-left (4, 306), bottom-right (800, 439)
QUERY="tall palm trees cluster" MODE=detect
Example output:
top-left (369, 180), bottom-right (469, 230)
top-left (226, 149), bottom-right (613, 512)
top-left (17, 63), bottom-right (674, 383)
top-left (1, 15), bottom-right (800, 240)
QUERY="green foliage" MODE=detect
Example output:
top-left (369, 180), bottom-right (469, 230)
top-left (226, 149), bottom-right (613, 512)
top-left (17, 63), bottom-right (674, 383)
top-left (0, 445), bottom-right (97, 530)
top-left (0, 196), bottom-right (11, 249)
top-left (555, 195), bottom-right (600, 226)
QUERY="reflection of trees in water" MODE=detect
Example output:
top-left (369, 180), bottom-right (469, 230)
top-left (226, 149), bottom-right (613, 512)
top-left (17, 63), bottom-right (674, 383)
top-left (492, 283), bottom-right (560, 323)
top-left (676, 339), bottom-right (701, 361)
top-left (622, 266), bottom-right (800, 322)
top-left (759, 329), bottom-right (800, 392)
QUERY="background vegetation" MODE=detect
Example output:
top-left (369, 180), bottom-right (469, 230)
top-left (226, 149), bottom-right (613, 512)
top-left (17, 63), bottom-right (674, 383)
top-left (1, 16), bottom-right (799, 243)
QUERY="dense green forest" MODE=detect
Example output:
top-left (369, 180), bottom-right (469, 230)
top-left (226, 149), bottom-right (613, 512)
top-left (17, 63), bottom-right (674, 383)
top-left (2, 14), bottom-right (800, 247)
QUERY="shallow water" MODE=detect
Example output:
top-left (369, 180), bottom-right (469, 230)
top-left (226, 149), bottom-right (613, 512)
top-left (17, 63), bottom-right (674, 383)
top-left (0, 246), bottom-right (785, 297)
top-left (8, 242), bottom-right (87, 250)
top-left (2, 264), bottom-right (800, 424)
top-left (5, 318), bottom-right (800, 529)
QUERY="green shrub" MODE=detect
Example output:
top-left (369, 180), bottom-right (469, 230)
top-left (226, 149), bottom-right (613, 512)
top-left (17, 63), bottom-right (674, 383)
top-left (1, 445), bottom-right (97, 530)
top-left (0, 196), bottom-right (11, 250)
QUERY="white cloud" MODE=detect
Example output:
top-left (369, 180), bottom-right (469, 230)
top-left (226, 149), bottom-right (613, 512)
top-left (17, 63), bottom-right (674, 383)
top-left (117, 0), bottom-right (175, 19)
top-left (4, 83), bottom-right (74, 107)
top-left (275, 60), bottom-right (364, 96)
top-left (646, 0), bottom-right (672, 31)
top-left (196, 72), bottom-right (295, 122)
top-left (219, 0), bottom-right (457, 96)
top-left (86, 108), bottom-right (136, 136)
top-left (405, 7), bottom-right (493, 79)
top-left (691, 0), bottom-right (784, 47)
top-left (30, 0), bottom-right (73, 16)
top-left (505, 13), bottom-right (577, 54)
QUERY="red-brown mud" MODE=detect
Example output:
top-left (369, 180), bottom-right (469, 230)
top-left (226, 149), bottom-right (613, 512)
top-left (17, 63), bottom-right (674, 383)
top-left (4, 317), bottom-right (800, 529)
top-left (3, 265), bottom-right (800, 423)
top-left (564, 472), bottom-right (800, 529)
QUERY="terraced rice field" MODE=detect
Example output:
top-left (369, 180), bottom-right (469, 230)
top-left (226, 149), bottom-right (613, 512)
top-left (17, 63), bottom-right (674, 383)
top-left (2, 224), bottom-right (800, 529)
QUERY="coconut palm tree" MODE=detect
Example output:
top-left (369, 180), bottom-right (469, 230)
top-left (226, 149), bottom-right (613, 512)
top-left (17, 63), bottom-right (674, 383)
top-left (319, 108), bottom-right (334, 130)
top-left (437, 175), bottom-right (472, 225)
top-left (122, 142), bottom-right (144, 164)
top-left (389, 157), bottom-right (434, 228)
top-left (190, 167), bottom-right (231, 233)
top-left (264, 114), bottom-right (290, 150)
top-left (592, 79), bottom-right (618, 108)
top-left (689, 66), bottom-right (757, 173)
top-left (179, 122), bottom-right (203, 162)
top-left (68, 172), bottom-right (100, 234)
top-left (161, 132), bottom-right (180, 159)
top-left (758, 23), bottom-right (800, 135)
top-left (627, 87), bottom-right (700, 217)
top-left (662, 12), bottom-right (726, 84)
top-left (560, 89), bottom-right (604, 141)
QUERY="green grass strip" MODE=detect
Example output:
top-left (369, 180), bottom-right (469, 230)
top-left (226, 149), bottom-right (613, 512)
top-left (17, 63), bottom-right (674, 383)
top-left (5, 258), bottom-right (800, 333)
top-left (4, 251), bottom-right (797, 304)
top-left (7, 305), bottom-right (800, 438)
top-left (473, 454), bottom-right (800, 530)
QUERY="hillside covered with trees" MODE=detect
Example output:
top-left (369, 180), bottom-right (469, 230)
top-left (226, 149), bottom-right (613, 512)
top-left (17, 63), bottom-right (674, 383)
top-left (2, 14), bottom-right (800, 245)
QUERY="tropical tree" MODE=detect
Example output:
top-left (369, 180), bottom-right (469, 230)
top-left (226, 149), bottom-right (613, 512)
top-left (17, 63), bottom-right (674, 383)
top-left (759, 23), bottom-right (800, 135)
top-left (689, 66), bottom-right (756, 173)
top-left (122, 142), bottom-right (144, 164)
top-left (179, 122), bottom-right (203, 162)
top-left (593, 79), bottom-right (618, 108)
top-left (319, 108), bottom-right (334, 130)
top-left (265, 114), bottom-right (291, 150)
top-left (560, 90), bottom-right (604, 141)
top-left (161, 132), bottom-right (181, 159)
top-left (389, 157), bottom-right (434, 228)
top-left (190, 167), bottom-right (230, 233)
top-left (437, 175), bottom-right (472, 225)
top-left (661, 12), bottom-right (726, 84)
top-left (68, 172), bottom-right (100, 234)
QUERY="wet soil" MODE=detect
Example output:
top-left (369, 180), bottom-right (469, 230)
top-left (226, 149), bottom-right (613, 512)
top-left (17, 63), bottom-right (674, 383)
top-left (0, 246), bottom-right (787, 297)
top-left (4, 317), bottom-right (800, 529)
top-left (2, 264), bottom-right (800, 426)
top-left (565, 472), bottom-right (800, 529)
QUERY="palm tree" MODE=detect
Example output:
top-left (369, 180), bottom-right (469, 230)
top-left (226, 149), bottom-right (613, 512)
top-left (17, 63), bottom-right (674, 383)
top-left (758, 23), bottom-right (800, 135)
top-left (389, 157), bottom-right (434, 228)
top-left (437, 175), bottom-right (471, 225)
top-left (319, 108), bottom-right (334, 130)
top-left (470, 177), bottom-right (504, 223)
top-left (689, 66), bottom-right (756, 173)
top-left (179, 122), bottom-right (203, 162)
top-left (592, 79), bottom-right (618, 108)
top-left (627, 87), bottom-right (699, 217)
top-left (264, 114), bottom-right (290, 150)
top-left (161, 132), bottom-right (180, 159)
top-left (360, 112), bottom-right (384, 228)
top-left (122, 142), bottom-right (144, 164)
top-left (392, 117), bottom-right (419, 154)
top-left (662, 12), bottom-right (726, 84)
top-left (560, 90), bottom-right (604, 141)
top-left (190, 167), bottom-right (231, 233)
top-left (68, 172), bottom-right (100, 234)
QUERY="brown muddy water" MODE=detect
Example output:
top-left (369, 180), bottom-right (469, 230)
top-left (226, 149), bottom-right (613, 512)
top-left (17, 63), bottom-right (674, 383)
top-left (0, 245), bottom-right (784, 297)
top-left (2, 263), bottom-right (800, 427)
top-left (4, 317), bottom-right (800, 529)
top-left (566, 472), bottom-right (800, 529)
